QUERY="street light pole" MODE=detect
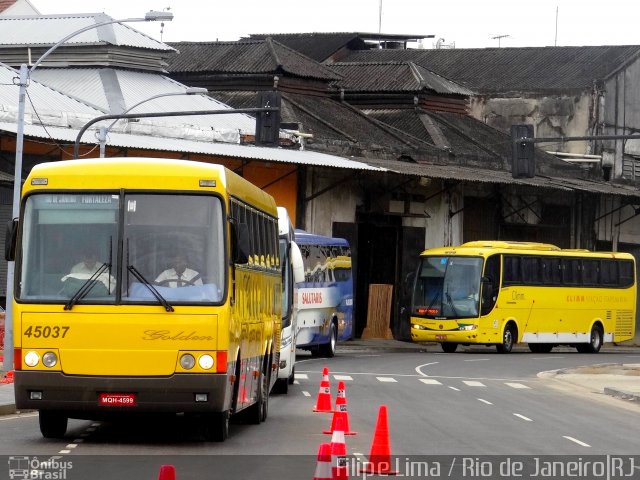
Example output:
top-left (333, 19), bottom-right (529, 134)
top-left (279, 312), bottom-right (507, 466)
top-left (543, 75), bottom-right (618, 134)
top-left (3, 11), bottom-right (172, 372)
top-left (96, 87), bottom-right (208, 158)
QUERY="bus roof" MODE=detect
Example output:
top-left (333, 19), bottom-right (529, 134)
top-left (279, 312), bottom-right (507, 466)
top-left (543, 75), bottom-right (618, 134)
top-left (24, 157), bottom-right (277, 215)
top-left (294, 229), bottom-right (349, 247)
top-left (419, 240), bottom-right (634, 259)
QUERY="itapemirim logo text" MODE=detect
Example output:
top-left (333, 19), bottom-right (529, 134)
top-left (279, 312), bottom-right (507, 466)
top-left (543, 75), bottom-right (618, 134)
top-left (8, 456), bottom-right (72, 480)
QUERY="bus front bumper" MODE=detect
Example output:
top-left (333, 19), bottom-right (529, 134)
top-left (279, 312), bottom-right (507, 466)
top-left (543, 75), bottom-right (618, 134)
top-left (410, 325), bottom-right (480, 344)
top-left (14, 370), bottom-right (229, 414)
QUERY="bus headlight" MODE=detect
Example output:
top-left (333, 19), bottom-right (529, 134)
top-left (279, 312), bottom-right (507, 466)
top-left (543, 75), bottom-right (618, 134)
top-left (412, 324), bottom-right (427, 330)
top-left (42, 352), bottom-right (58, 368)
top-left (198, 354), bottom-right (214, 370)
top-left (180, 354), bottom-right (196, 370)
top-left (458, 324), bottom-right (478, 331)
top-left (24, 351), bottom-right (40, 367)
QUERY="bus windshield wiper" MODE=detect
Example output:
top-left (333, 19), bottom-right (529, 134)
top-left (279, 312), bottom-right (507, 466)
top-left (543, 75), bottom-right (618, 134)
top-left (127, 264), bottom-right (174, 312)
top-left (445, 289), bottom-right (459, 317)
top-left (64, 262), bottom-right (110, 311)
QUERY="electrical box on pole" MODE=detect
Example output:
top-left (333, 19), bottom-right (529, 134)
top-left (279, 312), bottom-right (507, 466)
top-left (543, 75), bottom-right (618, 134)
top-left (510, 124), bottom-right (535, 178)
top-left (255, 91), bottom-right (281, 147)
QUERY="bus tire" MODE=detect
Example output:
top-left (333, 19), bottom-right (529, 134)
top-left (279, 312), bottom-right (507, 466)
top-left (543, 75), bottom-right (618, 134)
top-left (39, 410), bottom-right (68, 439)
top-left (529, 343), bottom-right (553, 353)
top-left (273, 378), bottom-right (289, 394)
top-left (321, 323), bottom-right (337, 358)
top-left (496, 323), bottom-right (516, 353)
top-left (204, 411), bottom-right (229, 442)
top-left (441, 343), bottom-right (458, 353)
top-left (577, 325), bottom-right (603, 353)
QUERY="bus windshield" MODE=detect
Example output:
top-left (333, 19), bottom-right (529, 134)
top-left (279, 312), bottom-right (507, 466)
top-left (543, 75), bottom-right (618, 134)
top-left (18, 192), bottom-right (225, 305)
top-left (412, 256), bottom-right (483, 319)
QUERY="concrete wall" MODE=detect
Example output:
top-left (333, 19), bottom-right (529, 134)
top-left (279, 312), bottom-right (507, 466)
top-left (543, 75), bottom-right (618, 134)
top-left (469, 93), bottom-right (592, 155)
top-left (603, 59), bottom-right (640, 180)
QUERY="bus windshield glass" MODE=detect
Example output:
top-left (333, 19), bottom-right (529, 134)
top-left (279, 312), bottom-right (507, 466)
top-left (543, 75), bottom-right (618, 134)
top-left (17, 192), bottom-right (225, 305)
top-left (412, 256), bottom-right (483, 319)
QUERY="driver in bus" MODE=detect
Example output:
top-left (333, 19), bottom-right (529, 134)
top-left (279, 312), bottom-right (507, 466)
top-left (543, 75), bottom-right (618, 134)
top-left (62, 245), bottom-right (116, 294)
top-left (155, 253), bottom-right (203, 288)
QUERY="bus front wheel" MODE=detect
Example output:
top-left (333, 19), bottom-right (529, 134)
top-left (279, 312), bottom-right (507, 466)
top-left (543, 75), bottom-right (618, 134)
top-left (496, 323), bottom-right (516, 353)
top-left (204, 411), bottom-right (229, 442)
top-left (321, 323), bottom-right (337, 358)
top-left (39, 410), bottom-right (68, 439)
top-left (577, 325), bottom-right (603, 353)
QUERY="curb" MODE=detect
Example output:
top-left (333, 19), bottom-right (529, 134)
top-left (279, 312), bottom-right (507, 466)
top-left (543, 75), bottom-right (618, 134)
top-left (0, 403), bottom-right (15, 415)
top-left (603, 387), bottom-right (640, 403)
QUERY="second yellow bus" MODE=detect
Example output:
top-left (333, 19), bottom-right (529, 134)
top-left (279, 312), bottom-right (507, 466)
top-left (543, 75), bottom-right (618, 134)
top-left (410, 241), bottom-right (636, 353)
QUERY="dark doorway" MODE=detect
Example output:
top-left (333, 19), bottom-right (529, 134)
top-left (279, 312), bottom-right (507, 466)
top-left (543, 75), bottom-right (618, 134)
top-left (351, 213), bottom-right (424, 340)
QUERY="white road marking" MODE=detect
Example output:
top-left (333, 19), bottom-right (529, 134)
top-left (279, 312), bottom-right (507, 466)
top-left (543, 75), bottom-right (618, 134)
top-left (563, 436), bottom-right (591, 447)
top-left (58, 450), bottom-right (71, 454)
top-left (513, 413), bottom-right (533, 422)
top-left (90, 423), bottom-right (100, 427)
top-left (448, 386), bottom-right (461, 391)
top-left (65, 444), bottom-right (77, 449)
top-left (377, 377), bottom-right (398, 383)
top-left (505, 382), bottom-right (531, 389)
top-left (477, 398), bottom-right (493, 405)
top-left (302, 391), bottom-right (311, 397)
top-left (419, 379), bottom-right (442, 385)
top-left (463, 380), bottom-right (486, 387)
top-left (294, 373), bottom-right (309, 380)
top-left (334, 375), bottom-right (353, 381)
top-left (415, 362), bottom-right (440, 376)
top-left (293, 380), bottom-right (300, 385)
top-left (464, 358), bottom-right (490, 362)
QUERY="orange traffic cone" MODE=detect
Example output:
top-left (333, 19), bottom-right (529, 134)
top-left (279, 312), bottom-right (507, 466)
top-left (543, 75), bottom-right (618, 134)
top-left (323, 381), bottom-right (356, 435)
top-left (330, 417), bottom-right (348, 480)
top-left (313, 367), bottom-right (333, 412)
top-left (158, 465), bottom-right (176, 480)
top-left (360, 405), bottom-right (397, 475)
top-left (312, 443), bottom-right (332, 480)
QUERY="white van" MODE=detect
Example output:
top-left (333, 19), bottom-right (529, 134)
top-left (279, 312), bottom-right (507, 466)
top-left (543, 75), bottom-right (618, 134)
top-left (274, 207), bottom-right (304, 393)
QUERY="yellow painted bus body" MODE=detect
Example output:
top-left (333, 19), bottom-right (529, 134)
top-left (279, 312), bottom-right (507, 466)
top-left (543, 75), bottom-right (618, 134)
top-left (410, 241), bottom-right (636, 353)
top-left (11, 158), bottom-right (281, 439)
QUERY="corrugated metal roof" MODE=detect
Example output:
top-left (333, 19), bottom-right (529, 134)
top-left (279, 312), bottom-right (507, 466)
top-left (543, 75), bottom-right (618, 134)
top-left (248, 33), bottom-right (363, 63)
top-left (342, 46), bottom-right (640, 93)
top-left (0, 121), bottom-right (385, 171)
top-left (0, 61), bottom-right (103, 117)
top-left (0, 13), bottom-right (173, 51)
top-left (167, 39), bottom-right (341, 81)
top-left (30, 68), bottom-right (256, 136)
top-left (330, 61), bottom-right (473, 95)
top-left (358, 157), bottom-right (640, 198)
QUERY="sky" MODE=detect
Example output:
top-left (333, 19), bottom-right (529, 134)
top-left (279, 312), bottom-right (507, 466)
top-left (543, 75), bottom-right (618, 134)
top-left (29, 0), bottom-right (640, 48)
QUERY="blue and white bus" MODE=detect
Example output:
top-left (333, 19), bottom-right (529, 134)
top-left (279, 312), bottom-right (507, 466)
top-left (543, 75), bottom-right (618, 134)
top-left (294, 230), bottom-right (353, 357)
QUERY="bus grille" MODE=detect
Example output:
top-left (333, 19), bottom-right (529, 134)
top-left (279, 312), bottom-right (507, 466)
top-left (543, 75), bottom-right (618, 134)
top-left (615, 310), bottom-right (635, 337)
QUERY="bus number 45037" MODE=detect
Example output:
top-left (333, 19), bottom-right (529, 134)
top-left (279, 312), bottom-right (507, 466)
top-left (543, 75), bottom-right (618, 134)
top-left (24, 326), bottom-right (70, 338)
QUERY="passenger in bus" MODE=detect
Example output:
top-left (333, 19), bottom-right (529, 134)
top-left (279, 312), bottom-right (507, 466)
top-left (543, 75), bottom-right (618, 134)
top-left (155, 253), bottom-right (203, 288)
top-left (70, 246), bottom-right (101, 276)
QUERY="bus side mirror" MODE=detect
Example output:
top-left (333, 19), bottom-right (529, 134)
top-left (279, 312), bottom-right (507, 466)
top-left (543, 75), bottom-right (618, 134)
top-left (232, 222), bottom-right (250, 264)
top-left (5, 218), bottom-right (17, 261)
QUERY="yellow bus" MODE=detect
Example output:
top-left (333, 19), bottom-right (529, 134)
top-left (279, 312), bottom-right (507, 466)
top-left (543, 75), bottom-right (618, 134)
top-left (410, 241), bottom-right (636, 354)
top-left (8, 157), bottom-right (281, 441)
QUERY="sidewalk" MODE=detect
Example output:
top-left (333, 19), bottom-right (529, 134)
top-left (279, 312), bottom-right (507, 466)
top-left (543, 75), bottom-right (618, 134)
top-left (1, 340), bottom-right (639, 416)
